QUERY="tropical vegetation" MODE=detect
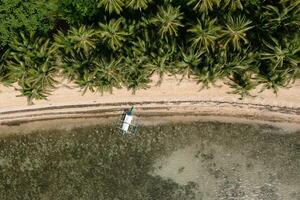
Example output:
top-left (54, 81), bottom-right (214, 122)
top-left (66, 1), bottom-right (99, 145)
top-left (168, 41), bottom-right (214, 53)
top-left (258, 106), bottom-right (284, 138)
top-left (0, 0), bottom-right (299, 103)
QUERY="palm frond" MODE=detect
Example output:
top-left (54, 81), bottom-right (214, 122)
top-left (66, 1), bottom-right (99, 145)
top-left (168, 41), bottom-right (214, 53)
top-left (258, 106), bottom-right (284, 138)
top-left (188, 18), bottom-right (221, 52)
top-left (97, 0), bottom-right (124, 14)
top-left (151, 5), bottom-right (183, 39)
top-left (186, 0), bottom-right (221, 13)
top-left (221, 15), bottom-right (253, 50)
top-left (97, 18), bottom-right (129, 51)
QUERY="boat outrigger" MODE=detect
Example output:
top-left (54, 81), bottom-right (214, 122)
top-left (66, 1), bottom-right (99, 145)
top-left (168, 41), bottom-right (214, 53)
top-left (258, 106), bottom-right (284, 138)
top-left (118, 106), bottom-right (139, 134)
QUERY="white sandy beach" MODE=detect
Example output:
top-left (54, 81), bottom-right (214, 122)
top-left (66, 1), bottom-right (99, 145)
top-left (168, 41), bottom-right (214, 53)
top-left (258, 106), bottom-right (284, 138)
top-left (0, 75), bottom-right (299, 133)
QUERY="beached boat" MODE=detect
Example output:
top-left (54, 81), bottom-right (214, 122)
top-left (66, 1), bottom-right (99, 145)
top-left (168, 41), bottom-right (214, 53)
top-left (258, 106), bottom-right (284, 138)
top-left (118, 106), bottom-right (139, 134)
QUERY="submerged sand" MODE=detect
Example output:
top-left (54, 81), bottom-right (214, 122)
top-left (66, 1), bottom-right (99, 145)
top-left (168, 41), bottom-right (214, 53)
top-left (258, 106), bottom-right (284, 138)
top-left (1, 121), bottom-right (299, 199)
top-left (151, 132), bottom-right (300, 199)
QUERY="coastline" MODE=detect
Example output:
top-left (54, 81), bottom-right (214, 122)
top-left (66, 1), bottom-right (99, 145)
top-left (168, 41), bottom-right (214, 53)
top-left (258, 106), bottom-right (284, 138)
top-left (0, 75), bottom-right (300, 135)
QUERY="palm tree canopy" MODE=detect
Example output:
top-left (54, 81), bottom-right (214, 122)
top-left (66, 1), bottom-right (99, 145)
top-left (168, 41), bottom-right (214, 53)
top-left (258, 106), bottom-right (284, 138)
top-left (6, 32), bottom-right (58, 104)
top-left (181, 49), bottom-right (203, 69)
top-left (260, 38), bottom-right (299, 70)
top-left (262, 4), bottom-right (300, 32)
top-left (221, 0), bottom-right (244, 11)
top-left (222, 49), bottom-right (258, 73)
top-left (62, 51), bottom-right (93, 80)
top-left (127, 0), bottom-right (152, 10)
top-left (188, 18), bottom-right (221, 52)
top-left (73, 55), bottom-right (123, 95)
top-left (1, 0), bottom-right (300, 102)
top-left (54, 31), bottom-right (73, 54)
top-left (97, 18), bottom-right (129, 51)
top-left (97, 0), bottom-right (124, 14)
top-left (151, 5), bottom-right (184, 39)
top-left (257, 35), bottom-right (299, 94)
top-left (0, 50), bottom-right (10, 85)
top-left (186, 0), bottom-right (221, 13)
top-left (93, 56), bottom-right (122, 93)
top-left (221, 15), bottom-right (253, 50)
top-left (228, 72), bottom-right (257, 99)
top-left (257, 70), bottom-right (292, 95)
top-left (67, 26), bottom-right (97, 56)
top-left (54, 26), bottom-right (97, 58)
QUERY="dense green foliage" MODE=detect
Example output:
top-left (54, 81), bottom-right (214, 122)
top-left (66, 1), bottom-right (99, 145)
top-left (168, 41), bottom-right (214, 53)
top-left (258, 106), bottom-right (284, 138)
top-left (0, 0), bottom-right (299, 103)
top-left (0, 0), bottom-right (56, 46)
top-left (54, 0), bottom-right (99, 24)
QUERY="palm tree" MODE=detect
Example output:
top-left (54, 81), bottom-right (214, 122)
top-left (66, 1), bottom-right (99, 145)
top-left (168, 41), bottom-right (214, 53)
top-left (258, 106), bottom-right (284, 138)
top-left (0, 49), bottom-right (10, 85)
top-left (68, 26), bottom-right (97, 56)
top-left (181, 49), bottom-right (203, 68)
top-left (280, 0), bottom-right (300, 6)
top-left (260, 38), bottom-right (299, 71)
top-left (223, 48), bottom-right (258, 74)
top-left (147, 54), bottom-right (173, 85)
top-left (119, 38), bottom-right (152, 93)
top-left (262, 4), bottom-right (300, 32)
top-left (97, 18), bottom-right (129, 51)
top-left (130, 38), bottom-right (149, 57)
top-left (75, 68), bottom-right (97, 95)
top-left (61, 51), bottom-right (93, 81)
top-left (92, 57), bottom-right (122, 94)
top-left (55, 26), bottom-right (96, 56)
top-left (97, 0), bottom-right (124, 14)
top-left (219, 48), bottom-right (259, 98)
top-left (7, 32), bottom-right (58, 104)
top-left (194, 66), bottom-right (224, 90)
top-left (186, 0), bottom-right (220, 13)
top-left (188, 18), bottom-right (221, 52)
top-left (70, 54), bottom-right (123, 95)
top-left (151, 5), bottom-right (183, 39)
top-left (193, 53), bottom-right (226, 89)
top-left (127, 0), bottom-right (152, 10)
top-left (146, 40), bottom-right (179, 85)
top-left (258, 37), bottom-right (299, 94)
top-left (221, 0), bottom-right (244, 11)
top-left (257, 69), bottom-right (293, 95)
top-left (221, 15), bottom-right (253, 51)
top-left (54, 31), bottom-right (74, 55)
top-left (227, 72), bottom-right (257, 99)
top-left (176, 48), bottom-right (204, 82)
top-left (18, 81), bottom-right (52, 105)
top-left (54, 26), bottom-right (99, 83)
top-left (121, 56), bottom-right (151, 94)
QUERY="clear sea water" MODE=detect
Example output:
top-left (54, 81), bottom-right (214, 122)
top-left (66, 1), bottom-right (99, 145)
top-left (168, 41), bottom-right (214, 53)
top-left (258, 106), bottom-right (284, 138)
top-left (0, 121), bottom-right (299, 200)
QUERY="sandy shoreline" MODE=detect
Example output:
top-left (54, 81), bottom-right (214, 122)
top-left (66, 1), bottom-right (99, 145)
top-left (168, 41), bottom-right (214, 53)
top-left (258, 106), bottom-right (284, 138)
top-left (0, 75), bottom-right (300, 134)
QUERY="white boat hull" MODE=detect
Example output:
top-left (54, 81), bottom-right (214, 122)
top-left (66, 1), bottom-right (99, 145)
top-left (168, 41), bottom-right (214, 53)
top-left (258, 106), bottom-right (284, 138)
top-left (121, 114), bottom-right (133, 132)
